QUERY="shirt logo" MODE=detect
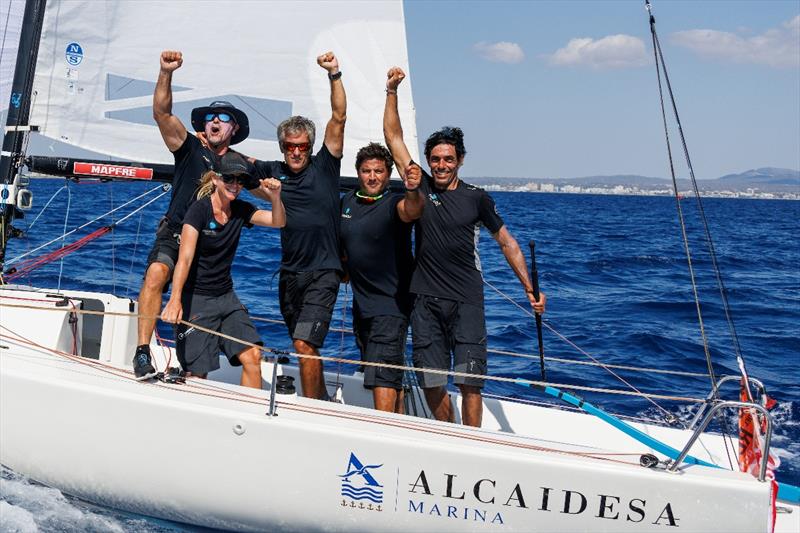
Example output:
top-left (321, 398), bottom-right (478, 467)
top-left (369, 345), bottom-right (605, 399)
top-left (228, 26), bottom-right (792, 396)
top-left (341, 207), bottom-right (352, 219)
top-left (428, 193), bottom-right (442, 207)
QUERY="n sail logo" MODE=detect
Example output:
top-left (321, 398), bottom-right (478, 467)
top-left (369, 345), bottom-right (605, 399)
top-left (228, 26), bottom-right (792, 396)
top-left (339, 452), bottom-right (383, 512)
top-left (65, 43), bottom-right (84, 66)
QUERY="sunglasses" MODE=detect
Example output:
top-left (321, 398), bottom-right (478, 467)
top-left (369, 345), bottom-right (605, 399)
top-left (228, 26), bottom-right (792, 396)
top-left (282, 142), bottom-right (311, 153)
top-left (220, 173), bottom-right (246, 185)
top-left (205, 112), bottom-right (234, 123)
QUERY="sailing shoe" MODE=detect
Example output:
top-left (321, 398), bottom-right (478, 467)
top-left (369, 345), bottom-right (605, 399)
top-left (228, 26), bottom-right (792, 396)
top-left (133, 345), bottom-right (157, 381)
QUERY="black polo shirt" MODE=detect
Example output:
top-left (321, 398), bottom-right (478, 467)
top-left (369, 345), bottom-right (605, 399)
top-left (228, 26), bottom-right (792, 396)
top-left (181, 196), bottom-right (256, 296)
top-left (411, 171), bottom-right (504, 304)
top-left (164, 135), bottom-right (218, 231)
top-left (254, 145), bottom-right (342, 273)
top-left (340, 190), bottom-right (413, 319)
top-left (164, 135), bottom-right (257, 231)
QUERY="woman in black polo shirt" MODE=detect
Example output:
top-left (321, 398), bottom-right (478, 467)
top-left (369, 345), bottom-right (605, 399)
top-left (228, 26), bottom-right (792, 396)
top-left (161, 152), bottom-right (285, 388)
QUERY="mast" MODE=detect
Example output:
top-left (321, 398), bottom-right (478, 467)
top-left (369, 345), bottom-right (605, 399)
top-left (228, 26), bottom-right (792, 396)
top-left (0, 0), bottom-right (47, 269)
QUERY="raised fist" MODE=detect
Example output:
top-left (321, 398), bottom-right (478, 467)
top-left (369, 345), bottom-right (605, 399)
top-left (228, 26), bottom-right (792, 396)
top-left (386, 67), bottom-right (405, 91)
top-left (160, 50), bottom-right (183, 72)
top-left (404, 162), bottom-right (421, 191)
top-left (317, 51), bottom-right (339, 74)
top-left (260, 177), bottom-right (282, 201)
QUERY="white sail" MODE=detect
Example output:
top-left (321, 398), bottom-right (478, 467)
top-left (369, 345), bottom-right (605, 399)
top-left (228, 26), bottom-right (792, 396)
top-left (28, 0), bottom-right (419, 172)
top-left (0, 0), bottom-right (25, 115)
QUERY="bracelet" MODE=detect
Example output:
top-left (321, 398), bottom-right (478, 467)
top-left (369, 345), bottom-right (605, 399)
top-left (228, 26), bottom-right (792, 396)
top-left (328, 71), bottom-right (342, 81)
top-left (386, 88), bottom-right (397, 94)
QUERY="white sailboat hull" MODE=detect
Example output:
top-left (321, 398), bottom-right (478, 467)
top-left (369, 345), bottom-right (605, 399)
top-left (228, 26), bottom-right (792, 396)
top-left (1, 285), bottom-right (796, 531)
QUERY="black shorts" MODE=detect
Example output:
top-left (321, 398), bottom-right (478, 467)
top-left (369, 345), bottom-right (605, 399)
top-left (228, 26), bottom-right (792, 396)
top-left (354, 314), bottom-right (408, 390)
top-left (176, 290), bottom-right (263, 375)
top-left (144, 219), bottom-right (181, 289)
top-left (278, 270), bottom-right (340, 348)
top-left (411, 294), bottom-right (487, 389)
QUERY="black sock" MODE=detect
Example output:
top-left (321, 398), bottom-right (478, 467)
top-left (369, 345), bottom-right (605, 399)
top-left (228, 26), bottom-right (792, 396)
top-left (136, 344), bottom-right (150, 355)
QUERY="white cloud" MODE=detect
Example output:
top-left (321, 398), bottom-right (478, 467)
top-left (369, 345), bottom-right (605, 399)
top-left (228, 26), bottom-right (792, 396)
top-left (670, 15), bottom-right (800, 68)
top-left (473, 41), bottom-right (525, 64)
top-left (547, 34), bottom-right (649, 70)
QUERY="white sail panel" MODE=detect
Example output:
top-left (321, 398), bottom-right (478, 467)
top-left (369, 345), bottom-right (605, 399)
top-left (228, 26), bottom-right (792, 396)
top-left (29, 0), bottom-right (419, 172)
top-left (0, 0), bottom-right (25, 114)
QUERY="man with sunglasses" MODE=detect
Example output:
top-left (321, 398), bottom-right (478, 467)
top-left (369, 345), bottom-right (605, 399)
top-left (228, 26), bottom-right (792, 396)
top-left (133, 49), bottom-right (260, 380)
top-left (383, 67), bottom-right (546, 428)
top-left (339, 143), bottom-right (423, 413)
top-left (252, 51), bottom-right (346, 400)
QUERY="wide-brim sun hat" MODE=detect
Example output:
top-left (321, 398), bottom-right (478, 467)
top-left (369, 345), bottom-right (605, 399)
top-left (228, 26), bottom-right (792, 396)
top-left (191, 100), bottom-right (250, 145)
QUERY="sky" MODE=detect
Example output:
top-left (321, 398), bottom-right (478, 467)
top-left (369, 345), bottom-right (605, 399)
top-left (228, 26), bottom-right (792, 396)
top-left (1, 0), bottom-right (798, 181)
top-left (401, 0), bottom-right (800, 179)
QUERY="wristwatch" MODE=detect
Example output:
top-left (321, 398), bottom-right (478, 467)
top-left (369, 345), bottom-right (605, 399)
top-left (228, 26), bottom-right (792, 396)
top-left (328, 71), bottom-right (342, 81)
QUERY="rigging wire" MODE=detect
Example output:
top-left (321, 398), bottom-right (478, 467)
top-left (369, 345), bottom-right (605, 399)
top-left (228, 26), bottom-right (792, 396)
top-left (56, 183), bottom-right (71, 291)
top-left (646, 0), bottom-right (740, 468)
top-left (125, 210), bottom-right (145, 298)
top-left (483, 278), bottom-right (683, 425)
top-left (6, 184), bottom-right (168, 266)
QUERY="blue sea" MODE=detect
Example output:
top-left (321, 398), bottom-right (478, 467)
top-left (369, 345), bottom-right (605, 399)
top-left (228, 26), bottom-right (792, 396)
top-left (2, 179), bottom-right (798, 531)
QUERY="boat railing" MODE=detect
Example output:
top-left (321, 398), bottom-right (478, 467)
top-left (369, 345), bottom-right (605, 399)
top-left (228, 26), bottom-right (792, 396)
top-left (688, 374), bottom-right (767, 429)
top-left (670, 400), bottom-right (773, 481)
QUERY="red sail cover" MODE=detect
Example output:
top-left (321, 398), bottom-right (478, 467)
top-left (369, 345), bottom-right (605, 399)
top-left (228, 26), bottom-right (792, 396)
top-left (738, 378), bottom-right (779, 531)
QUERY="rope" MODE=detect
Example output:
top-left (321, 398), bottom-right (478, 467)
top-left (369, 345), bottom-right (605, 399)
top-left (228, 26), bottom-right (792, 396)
top-left (250, 314), bottom-right (708, 379)
top-left (0, 300), bottom-right (707, 404)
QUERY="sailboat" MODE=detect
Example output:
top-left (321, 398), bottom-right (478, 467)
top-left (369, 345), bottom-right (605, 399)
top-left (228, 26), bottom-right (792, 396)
top-left (1, 0), bottom-right (798, 531)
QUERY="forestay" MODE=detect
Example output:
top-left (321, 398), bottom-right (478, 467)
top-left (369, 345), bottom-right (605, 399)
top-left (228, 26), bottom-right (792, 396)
top-left (28, 0), bottom-right (419, 171)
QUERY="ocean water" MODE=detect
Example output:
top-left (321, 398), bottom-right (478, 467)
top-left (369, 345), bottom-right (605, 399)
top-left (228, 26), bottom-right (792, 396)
top-left (2, 179), bottom-right (798, 531)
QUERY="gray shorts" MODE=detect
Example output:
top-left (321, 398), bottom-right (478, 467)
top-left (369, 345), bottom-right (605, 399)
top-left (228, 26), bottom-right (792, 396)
top-left (354, 314), bottom-right (408, 390)
top-left (145, 218), bottom-right (181, 272)
top-left (278, 270), bottom-right (340, 348)
top-left (411, 295), bottom-right (487, 389)
top-left (176, 290), bottom-right (263, 375)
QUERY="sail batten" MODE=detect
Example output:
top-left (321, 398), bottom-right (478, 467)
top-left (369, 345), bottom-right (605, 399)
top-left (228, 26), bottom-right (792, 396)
top-left (28, 0), bottom-right (419, 171)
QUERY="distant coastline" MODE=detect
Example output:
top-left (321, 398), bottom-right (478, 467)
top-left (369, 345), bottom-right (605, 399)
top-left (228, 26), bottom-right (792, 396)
top-left (468, 167), bottom-right (800, 200)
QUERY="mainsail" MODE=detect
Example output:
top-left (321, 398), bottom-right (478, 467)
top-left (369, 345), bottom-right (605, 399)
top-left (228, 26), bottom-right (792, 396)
top-left (25, 0), bottom-right (420, 171)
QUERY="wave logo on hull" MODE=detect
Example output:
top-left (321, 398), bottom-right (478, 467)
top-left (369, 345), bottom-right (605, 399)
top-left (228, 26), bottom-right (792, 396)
top-left (339, 452), bottom-right (383, 511)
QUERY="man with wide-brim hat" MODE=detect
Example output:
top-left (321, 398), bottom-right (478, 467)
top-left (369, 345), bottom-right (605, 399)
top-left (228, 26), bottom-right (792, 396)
top-left (190, 100), bottom-right (250, 147)
top-left (131, 50), bottom-right (263, 381)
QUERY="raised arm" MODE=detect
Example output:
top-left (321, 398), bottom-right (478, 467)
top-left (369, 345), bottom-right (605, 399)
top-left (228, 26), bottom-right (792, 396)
top-left (492, 226), bottom-right (546, 314)
top-left (153, 50), bottom-right (188, 152)
top-left (318, 51), bottom-right (346, 158)
top-left (396, 162), bottom-right (424, 223)
top-left (250, 178), bottom-right (286, 228)
top-left (383, 67), bottom-right (413, 178)
top-left (161, 224), bottom-right (199, 324)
